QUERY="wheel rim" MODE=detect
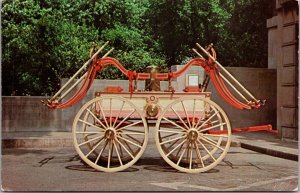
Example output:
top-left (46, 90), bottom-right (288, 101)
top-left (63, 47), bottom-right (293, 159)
top-left (73, 96), bottom-right (148, 172)
top-left (155, 96), bottom-right (231, 173)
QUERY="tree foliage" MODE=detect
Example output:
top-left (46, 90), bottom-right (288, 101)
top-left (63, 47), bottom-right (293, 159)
top-left (2, 0), bottom-right (274, 95)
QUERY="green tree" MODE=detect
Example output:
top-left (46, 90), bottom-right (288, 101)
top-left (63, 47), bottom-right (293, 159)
top-left (2, 0), bottom-right (100, 95)
top-left (225, 0), bottom-right (275, 67)
top-left (1, 0), bottom-right (275, 96)
top-left (146, 0), bottom-right (232, 66)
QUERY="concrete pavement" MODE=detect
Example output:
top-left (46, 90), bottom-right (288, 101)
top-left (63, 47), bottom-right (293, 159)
top-left (1, 145), bottom-right (298, 191)
top-left (2, 129), bottom-right (298, 191)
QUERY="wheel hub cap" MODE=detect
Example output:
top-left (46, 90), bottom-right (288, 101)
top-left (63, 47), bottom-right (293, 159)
top-left (187, 128), bottom-right (199, 142)
top-left (105, 128), bottom-right (116, 140)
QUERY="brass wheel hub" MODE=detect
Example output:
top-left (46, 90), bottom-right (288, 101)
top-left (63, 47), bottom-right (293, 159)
top-left (145, 103), bottom-right (159, 117)
top-left (187, 128), bottom-right (199, 142)
top-left (105, 128), bottom-right (116, 140)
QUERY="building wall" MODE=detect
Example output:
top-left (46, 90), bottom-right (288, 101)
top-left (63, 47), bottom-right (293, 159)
top-left (267, 0), bottom-right (298, 140)
top-left (2, 67), bottom-right (276, 133)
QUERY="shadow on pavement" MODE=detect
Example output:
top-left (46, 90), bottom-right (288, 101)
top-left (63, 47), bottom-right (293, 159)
top-left (65, 164), bottom-right (139, 173)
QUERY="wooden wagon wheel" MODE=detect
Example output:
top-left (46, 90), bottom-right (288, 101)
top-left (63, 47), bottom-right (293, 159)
top-left (82, 113), bottom-right (139, 163)
top-left (73, 96), bottom-right (148, 172)
top-left (159, 104), bottom-right (225, 163)
top-left (155, 96), bottom-right (231, 173)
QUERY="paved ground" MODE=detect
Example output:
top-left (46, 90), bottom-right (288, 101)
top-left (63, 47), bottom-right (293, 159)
top-left (2, 142), bottom-right (298, 191)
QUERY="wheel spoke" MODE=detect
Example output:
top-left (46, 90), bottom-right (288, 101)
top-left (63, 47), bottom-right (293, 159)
top-left (189, 142), bottom-right (193, 169)
top-left (113, 140), bottom-right (123, 166)
top-left (116, 120), bottom-right (143, 131)
top-left (96, 101), bottom-right (109, 128)
top-left (107, 140), bottom-right (112, 168)
top-left (122, 129), bottom-right (144, 134)
top-left (118, 142), bottom-right (123, 157)
top-left (200, 137), bottom-right (224, 151)
top-left (171, 107), bottom-right (189, 130)
top-left (198, 139), bottom-right (216, 161)
top-left (176, 143), bottom-right (187, 165)
top-left (194, 109), bottom-right (214, 130)
top-left (201, 135), bottom-right (220, 145)
top-left (162, 117), bottom-right (187, 131)
top-left (78, 135), bottom-right (103, 147)
top-left (125, 134), bottom-right (142, 145)
top-left (194, 141), bottom-right (205, 168)
top-left (122, 138), bottom-right (135, 155)
top-left (197, 109), bottom-right (219, 130)
top-left (160, 135), bottom-right (186, 145)
top-left (199, 122), bottom-right (227, 133)
top-left (78, 119), bottom-right (105, 131)
top-left (115, 110), bottom-right (136, 130)
top-left (83, 133), bottom-right (100, 138)
top-left (110, 99), bottom-right (113, 127)
top-left (117, 135), bottom-right (142, 148)
top-left (115, 138), bottom-right (134, 159)
top-left (95, 139), bottom-right (108, 164)
top-left (211, 120), bottom-right (219, 124)
top-left (85, 108), bottom-right (107, 130)
top-left (186, 143), bottom-right (190, 162)
top-left (181, 101), bottom-right (191, 128)
top-left (194, 115), bottom-right (205, 130)
top-left (192, 99), bottom-right (196, 127)
top-left (174, 141), bottom-right (185, 158)
top-left (167, 138), bottom-right (180, 149)
top-left (112, 101), bottom-right (125, 128)
top-left (161, 133), bottom-right (180, 139)
top-left (166, 139), bottom-right (186, 157)
top-left (85, 136), bottom-right (105, 157)
top-left (76, 131), bottom-right (103, 134)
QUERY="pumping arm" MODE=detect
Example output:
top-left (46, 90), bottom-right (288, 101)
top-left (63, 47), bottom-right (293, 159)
top-left (43, 42), bottom-right (148, 109)
top-left (191, 43), bottom-right (265, 109)
top-left (43, 41), bottom-right (265, 110)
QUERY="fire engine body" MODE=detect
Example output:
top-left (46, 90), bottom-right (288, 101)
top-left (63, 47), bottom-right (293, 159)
top-left (44, 41), bottom-right (266, 173)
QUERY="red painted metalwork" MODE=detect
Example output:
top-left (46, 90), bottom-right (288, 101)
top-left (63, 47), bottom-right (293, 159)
top-left (103, 86), bottom-right (123, 93)
top-left (47, 62), bottom-right (98, 109)
top-left (136, 73), bottom-right (151, 80)
top-left (213, 69), bottom-right (251, 109)
top-left (47, 44), bottom-right (265, 111)
top-left (155, 73), bottom-right (169, 80)
top-left (183, 86), bottom-right (202, 92)
top-left (171, 58), bottom-right (212, 79)
top-left (207, 124), bottom-right (273, 134)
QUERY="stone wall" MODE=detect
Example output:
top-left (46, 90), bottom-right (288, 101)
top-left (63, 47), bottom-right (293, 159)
top-left (267, 0), bottom-right (298, 140)
top-left (2, 67), bottom-right (276, 133)
top-left (2, 96), bottom-right (65, 132)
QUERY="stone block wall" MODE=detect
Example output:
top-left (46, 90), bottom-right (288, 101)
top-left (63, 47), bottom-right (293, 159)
top-left (2, 96), bottom-right (65, 132)
top-left (267, 0), bottom-right (298, 140)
